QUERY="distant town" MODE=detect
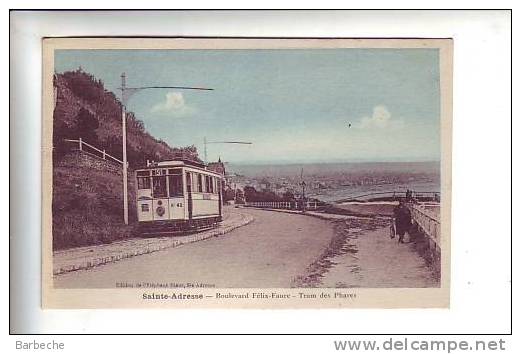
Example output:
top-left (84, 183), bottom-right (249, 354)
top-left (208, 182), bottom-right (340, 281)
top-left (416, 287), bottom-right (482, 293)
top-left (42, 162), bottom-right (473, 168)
top-left (224, 161), bottom-right (440, 202)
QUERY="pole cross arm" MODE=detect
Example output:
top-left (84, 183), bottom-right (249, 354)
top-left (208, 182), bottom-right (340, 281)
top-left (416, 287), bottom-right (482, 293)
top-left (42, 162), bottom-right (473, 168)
top-left (203, 139), bottom-right (253, 163)
top-left (130, 86), bottom-right (214, 91)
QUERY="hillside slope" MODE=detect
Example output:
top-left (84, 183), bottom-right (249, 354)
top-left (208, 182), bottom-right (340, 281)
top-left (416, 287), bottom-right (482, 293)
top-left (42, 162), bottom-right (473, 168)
top-left (53, 164), bottom-right (136, 250)
top-left (52, 69), bottom-right (199, 250)
top-left (53, 69), bottom-right (200, 168)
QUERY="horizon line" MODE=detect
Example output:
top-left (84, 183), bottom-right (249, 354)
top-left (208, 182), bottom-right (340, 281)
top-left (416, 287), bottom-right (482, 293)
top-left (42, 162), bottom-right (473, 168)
top-left (222, 159), bottom-right (441, 166)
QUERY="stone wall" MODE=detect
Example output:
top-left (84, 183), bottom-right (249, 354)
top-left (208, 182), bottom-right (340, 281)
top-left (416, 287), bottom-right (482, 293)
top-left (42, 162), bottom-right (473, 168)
top-left (409, 223), bottom-right (441, 280)
top-left (55, 150), bottom-right (126, 175)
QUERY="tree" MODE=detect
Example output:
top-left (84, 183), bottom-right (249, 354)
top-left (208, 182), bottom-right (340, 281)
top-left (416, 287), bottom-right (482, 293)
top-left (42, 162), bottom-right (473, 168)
top-left (243, 186), bottom-right (257, 202)
top-left (76, 108), bottom-right (99, 144)
top-left (235, 189), bottom-right (245, 204)
top-left (223, 187), bottom-right (235, 202)
top-left (63, 69), bottom-right (103, 102)
top-left (282, 191), bottom-right (295, 201)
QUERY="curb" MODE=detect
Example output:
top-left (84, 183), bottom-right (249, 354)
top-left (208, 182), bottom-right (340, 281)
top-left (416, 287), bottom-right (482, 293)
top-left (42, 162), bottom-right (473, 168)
top-left (53, 213), bottom-right (254, 276)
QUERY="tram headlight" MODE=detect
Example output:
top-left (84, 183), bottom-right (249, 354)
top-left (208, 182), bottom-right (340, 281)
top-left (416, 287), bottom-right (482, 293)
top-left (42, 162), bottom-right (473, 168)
top-left (156, 205), bottom-right (165, 216)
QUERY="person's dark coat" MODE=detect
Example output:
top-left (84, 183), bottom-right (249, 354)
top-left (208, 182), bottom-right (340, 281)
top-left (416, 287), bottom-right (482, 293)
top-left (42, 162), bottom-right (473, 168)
top-left (393, 204), bottom-right (412, 236)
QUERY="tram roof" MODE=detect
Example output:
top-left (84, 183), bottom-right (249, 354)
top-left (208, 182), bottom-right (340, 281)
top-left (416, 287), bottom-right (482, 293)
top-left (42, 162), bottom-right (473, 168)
top-left (157, 160), bottom-right (204, 167)
top-left (138, 159), bottom-right (223, 176)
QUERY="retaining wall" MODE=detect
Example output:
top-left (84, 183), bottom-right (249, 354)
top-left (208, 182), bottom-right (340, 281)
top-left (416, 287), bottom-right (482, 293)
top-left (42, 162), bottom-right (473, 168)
top-left (56, 150), bottom-right (124, 175)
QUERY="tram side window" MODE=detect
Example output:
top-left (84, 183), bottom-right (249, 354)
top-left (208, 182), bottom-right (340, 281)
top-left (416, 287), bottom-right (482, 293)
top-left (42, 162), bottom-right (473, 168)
top-left (186, 172), bottom-right (192, 192)
top-left (191, 173), bottom-right (198, 192)
top-left (137, 177), bottom-right (151, 190)
top-left (197, 173), bottom-right (203, 193)
top-left (152, 176), bottom-right (167, 198)
top-left (168, 174), bottom-right (183, 197)
top-left (205, 175), bottom-right (212, 193)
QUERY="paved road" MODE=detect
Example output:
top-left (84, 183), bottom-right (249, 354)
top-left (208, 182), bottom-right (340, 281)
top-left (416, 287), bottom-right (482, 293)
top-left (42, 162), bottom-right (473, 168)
top-left (54, 208), bottom-right (335, 288)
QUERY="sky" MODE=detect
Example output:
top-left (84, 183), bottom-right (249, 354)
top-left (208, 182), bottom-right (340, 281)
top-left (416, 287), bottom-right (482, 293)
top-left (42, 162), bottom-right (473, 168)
top-left (55, 48), bottom-right (440, 164)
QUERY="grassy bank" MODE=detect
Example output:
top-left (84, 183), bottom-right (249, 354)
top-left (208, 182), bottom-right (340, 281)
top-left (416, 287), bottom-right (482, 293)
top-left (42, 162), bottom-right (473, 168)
top-left (52, 165), bottom-right (137, 250)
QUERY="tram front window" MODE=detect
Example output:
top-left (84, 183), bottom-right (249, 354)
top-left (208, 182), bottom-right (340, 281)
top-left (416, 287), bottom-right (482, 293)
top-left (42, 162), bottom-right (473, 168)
top-left (137, 177), bottom-right (151, 190)
top-left (152, 176), bottom-right (167, 198)
top-left (168, 174), bottom-right (183, 197)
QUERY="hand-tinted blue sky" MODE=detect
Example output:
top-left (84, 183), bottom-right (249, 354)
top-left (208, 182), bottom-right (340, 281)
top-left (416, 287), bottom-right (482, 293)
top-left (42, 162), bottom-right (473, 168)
top-left (55, 48), bottom-right (440, 164)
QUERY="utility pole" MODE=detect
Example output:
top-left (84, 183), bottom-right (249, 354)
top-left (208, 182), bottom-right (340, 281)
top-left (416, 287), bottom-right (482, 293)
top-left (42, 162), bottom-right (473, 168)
top-left (204, 136), bottom-right (207, 165)
top-left (120, 73), bottom-right (129, 225)
top-left (119, 73), bottom-right (213, 225)
top-left (203, 138), bottom-right (252, 208)
top-left (300, 167), bottom-right (306, 212)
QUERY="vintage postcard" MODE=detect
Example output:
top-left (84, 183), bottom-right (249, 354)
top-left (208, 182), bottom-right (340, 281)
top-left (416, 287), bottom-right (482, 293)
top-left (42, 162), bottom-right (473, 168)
top-left (42, 38), bottom-right (452, 308)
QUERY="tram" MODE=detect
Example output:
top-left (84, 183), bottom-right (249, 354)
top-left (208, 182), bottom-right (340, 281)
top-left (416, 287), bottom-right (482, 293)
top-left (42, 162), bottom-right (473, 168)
top-left (135, 158), bottom-right (224, 235)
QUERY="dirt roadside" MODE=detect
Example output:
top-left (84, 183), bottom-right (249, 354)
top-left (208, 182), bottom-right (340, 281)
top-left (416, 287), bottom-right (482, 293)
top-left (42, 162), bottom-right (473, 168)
top-left (295, 217), bottom-right (440, 288)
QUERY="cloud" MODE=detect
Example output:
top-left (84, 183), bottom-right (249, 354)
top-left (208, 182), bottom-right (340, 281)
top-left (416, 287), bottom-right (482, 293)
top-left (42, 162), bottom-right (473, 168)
top-left (151, 92), bottom-right (196, 117)
top-left (357, 105), bottom-right (403, 130)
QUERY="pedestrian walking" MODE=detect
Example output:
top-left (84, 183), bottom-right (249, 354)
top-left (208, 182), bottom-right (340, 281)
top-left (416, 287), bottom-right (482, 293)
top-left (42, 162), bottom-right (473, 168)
top-left (393, 200), bottom-right (412, 243)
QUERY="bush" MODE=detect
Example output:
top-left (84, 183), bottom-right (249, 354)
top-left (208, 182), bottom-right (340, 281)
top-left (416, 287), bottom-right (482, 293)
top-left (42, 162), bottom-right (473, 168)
top-left (52, 166), bottom-right (137, 250)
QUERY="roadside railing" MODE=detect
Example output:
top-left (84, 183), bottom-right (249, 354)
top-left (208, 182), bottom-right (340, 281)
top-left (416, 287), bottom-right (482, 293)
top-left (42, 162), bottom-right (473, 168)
top-left (408, 202), bottom-right (441, 250)
top-left (63, 138), bottom-right (126, 166)
top-left (245, 201), bottom-right (320, 211)
top-left (336, 190), bottom-right (440, 203)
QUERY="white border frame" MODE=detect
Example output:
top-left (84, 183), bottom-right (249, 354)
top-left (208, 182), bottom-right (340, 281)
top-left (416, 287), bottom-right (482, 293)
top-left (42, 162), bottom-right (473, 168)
top-left (10, 10), bottom-right (511, 335)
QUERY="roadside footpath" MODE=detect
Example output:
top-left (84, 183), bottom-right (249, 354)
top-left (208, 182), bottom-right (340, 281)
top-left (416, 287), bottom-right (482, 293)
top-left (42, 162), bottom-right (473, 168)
top-left (53, 209), bottom-right (254, 276)
top-left (242, 206), bottom-right (390, 221)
